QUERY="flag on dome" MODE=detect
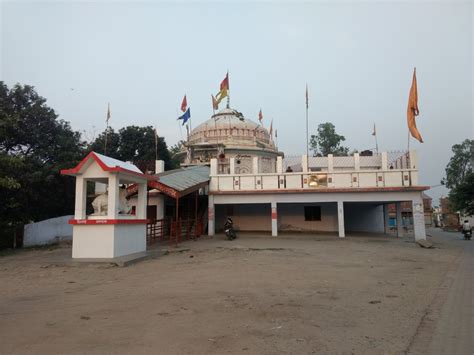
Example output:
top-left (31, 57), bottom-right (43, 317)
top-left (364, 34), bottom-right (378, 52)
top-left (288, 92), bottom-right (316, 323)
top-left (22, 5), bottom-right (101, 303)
top-left (269, 119), bottom-right (273, 137)
top-left (407, 68), bottom-right (423, 143)
top-left (216, 72), bottom-right (229, 105)
top-left (258, 109), bottom-right (263, 123)
top-left (181, 95), bottom-right (187, 112)
top-left (178, 108), bottom-right (191, 126)
top-left (372, 123), bottom-right (376, 136)
top-left (212, 94), bottom-right (218, 110)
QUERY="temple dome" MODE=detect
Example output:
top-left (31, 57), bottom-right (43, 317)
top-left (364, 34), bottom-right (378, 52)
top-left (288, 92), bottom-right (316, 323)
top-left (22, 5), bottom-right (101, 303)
top-left (188, 107), bottom-right (274, 149)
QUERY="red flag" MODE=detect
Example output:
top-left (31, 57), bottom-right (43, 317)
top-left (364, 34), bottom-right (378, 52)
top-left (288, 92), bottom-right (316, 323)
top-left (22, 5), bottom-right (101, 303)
top-left (258, 109), bottom-right (263, 122)
top-left (181, 95), bottom-right (187, 112)
top-left (220, 72), bottom-right (229, 91)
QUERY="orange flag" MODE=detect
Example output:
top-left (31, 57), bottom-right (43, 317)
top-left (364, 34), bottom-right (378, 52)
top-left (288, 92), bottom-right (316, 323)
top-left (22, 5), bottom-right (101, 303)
top-left (258, 109), bottom-right (263, 123)
top-left (407, 68), bottom-right (423, 143)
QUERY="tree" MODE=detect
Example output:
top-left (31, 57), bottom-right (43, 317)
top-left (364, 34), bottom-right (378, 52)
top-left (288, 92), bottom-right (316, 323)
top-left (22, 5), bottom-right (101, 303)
top-left (0, 82), bottom-right (85, 246)
top-left (309, 122), bottom-right (349, 156)
top-left (88, 126), bottom-right (175, 171)
top-left (169, 140), bottom-right (185, 168)
top-left (442, 139), bottom-right (474, 215)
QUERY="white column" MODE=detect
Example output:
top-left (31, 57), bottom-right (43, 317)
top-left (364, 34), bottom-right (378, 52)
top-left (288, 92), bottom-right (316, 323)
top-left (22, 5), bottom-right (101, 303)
top-left (136, 182), bottom-right (147, 219)
top-left (354, 153), bottom-right (360, 171)
top-left (271, 201), bottom-right (278, 237)
top-left (74, 176), bottom-right (87, 219)
top-left (208, 195), bottom-right (215, 236)
top-left (412, 195), bottom-right (427, 241)
top-left (337, 201), bottom-right (345, 238)
top-left (396, 202), bottom-right (403, 237)
top-left (409, 150), bottom-right (419, 185)
top-left (276, 156), bottom-right (283, 173)
top-left (107, 174), bottom-right (120, 219)
top-left (381, 152), bottom-right (388, 170)
top-left (210, 158), bottom-right (218, 175)
top-left (252, 157), bottom-right (259, 174)
top-left (383, 204), bottom-right (390, 234)
top-left (155, 160), bottom-right (165, 174)
top-left (302, 154), bottom-right (308, 172)
top-left (156, 194), bottom-right (165, 220)
top-left (229, 157), bottom-right (235, 175)
top-left (327, 154), bottom-right (334, 172)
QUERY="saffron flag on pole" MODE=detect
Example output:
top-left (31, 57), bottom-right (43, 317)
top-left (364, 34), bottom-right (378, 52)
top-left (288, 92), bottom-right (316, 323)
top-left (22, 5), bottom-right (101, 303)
top-left (372, 123), bottom-right (376, 136)
top-left (407, 68), bottom-right (423, 143)
top-left (106, 103), bottom-right (111, 123)
top-left (216, 72), bottom-right (229, 104)
top-left (181, 95), bottom-right (187, 112)
top-left (178, 108), bottom-right (191, 126)
top-left (258, 109), bottom-right (263, 123)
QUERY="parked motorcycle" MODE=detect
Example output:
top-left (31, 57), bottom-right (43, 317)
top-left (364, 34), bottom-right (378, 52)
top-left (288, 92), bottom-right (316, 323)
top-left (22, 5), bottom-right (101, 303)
top-left (462, 220), bottom-right (472, 240)
top-left (463, 230), bottom-right (472, 240)
top-left (224, 218), bottom-right (237, 240)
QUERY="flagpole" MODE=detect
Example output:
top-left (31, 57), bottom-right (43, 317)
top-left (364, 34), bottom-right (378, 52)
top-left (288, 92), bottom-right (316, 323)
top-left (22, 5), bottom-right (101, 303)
top-left (104, 103), bottom-right (110, 155)
top-left (154, 128), bottom-right (158, 161)
top-left (305, 84), bottom-right (309, 169)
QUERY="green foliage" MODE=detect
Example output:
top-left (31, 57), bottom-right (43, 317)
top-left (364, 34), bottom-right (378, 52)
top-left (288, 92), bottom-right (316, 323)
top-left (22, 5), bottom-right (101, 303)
top-left (88, 126), bottom-right (175, 171)
top-left (0, 82), bottom-right (85, 247)
top-left (309, 122), bottom-right (349, 156)
top-left (442, 139), bottom-right (474, 215)
top-left (169, 140), bottom-right (185, 168)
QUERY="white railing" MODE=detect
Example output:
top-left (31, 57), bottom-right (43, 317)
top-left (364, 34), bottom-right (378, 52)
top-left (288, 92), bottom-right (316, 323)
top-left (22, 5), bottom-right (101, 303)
top-left (209, 151), bottom-right (419, 192)
top-left (210, 169), bottom-right (418, 192)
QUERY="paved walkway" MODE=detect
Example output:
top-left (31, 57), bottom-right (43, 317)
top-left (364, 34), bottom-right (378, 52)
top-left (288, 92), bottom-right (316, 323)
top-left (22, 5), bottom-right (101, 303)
top-left (428, 236), bottom-right (473, 354)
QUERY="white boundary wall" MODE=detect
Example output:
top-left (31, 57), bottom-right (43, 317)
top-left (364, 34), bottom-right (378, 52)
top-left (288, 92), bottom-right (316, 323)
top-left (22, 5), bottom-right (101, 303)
top-left (24, 215), bottom-right (73, 247)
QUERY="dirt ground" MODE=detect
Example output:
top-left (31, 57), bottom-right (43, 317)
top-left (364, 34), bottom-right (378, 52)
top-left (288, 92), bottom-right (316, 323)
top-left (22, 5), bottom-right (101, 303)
top-left (0, 229), bottom-right (468, 354)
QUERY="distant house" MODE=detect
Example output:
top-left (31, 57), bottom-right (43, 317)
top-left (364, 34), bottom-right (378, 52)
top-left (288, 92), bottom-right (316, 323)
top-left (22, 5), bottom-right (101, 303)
top-left (387, 192), bottom-right (433, 228)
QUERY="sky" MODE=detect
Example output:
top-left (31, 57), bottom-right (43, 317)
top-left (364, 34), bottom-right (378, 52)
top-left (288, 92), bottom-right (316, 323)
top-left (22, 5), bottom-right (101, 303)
top-left (1, 0), bottom-right (473, 204)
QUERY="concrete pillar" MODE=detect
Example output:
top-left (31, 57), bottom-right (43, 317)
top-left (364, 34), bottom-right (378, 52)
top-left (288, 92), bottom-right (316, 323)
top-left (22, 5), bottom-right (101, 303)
top-left (381, 152), bottom-right (388, 170)
top-left (74, 176), bottom-right (87, 219)
top-left (276, 156), bottom-right (283, 173)
top-left (302, 155), bottom-right (308, 173)
top-left (271, 201), bottom-right (278, 237)
top-left (107, 174), bottom-right (120, 219)
top-left (210, 158), bottom-right (218, 175)
top-left (156, 194), bottom-right (165, 220)
top-left (327, 154), bottom-right (334, 172)
top-left (383, 203), bottom-right (390, 234)
top-left (354, 153), bottom-right (360, 171)
top-left (229, 157), bottom-right (235, 175)
top-left (396, 202), bottom-right (403, 237)
top-left (337, 201), bottom-right (345, 238)
top-left (136, 182), bottom-right (147, 219)
top-left (252, 157), bottom-right (259, 174)
top-left (155, 160), bottom-right (165, 174)
top-left (208, 195), bottom-right (215, 236)
top-left (412, 195), bottom-right (426, 241)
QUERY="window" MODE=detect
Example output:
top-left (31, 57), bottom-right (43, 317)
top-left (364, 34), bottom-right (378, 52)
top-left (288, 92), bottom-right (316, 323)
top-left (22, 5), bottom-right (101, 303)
top-left (304, 206), bottom-right (321, 221)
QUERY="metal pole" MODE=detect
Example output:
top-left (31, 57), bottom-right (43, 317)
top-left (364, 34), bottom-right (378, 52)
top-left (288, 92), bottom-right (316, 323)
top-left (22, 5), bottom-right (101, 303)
top-left (306, 101), bottom-right (309, 169)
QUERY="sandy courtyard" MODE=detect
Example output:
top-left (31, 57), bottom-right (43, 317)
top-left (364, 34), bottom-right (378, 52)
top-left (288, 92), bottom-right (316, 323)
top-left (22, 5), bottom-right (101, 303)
top-left (0, 229), bottom-right (467, 354)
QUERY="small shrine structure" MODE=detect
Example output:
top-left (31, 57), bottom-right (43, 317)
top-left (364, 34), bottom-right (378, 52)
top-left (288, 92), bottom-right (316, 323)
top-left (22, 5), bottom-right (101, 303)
top-left (61, 152), bottom-right (153, 259)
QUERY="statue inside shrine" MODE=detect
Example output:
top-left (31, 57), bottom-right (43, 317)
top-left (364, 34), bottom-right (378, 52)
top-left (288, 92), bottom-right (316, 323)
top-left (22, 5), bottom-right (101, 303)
top-left (91, 186), bottom-right (132, 216)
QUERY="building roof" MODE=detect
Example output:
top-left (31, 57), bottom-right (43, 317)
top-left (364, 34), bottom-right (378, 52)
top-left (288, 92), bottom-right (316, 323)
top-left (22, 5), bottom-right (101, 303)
top-left (157, 165), bottom-right (210, 192)
top-left (61, 151), bottom-right (154, 180)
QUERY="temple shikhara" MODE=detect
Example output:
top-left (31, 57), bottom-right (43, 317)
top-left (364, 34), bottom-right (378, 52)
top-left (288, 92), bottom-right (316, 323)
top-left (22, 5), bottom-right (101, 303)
top-left (60, 77), bottom-right (428, 260)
